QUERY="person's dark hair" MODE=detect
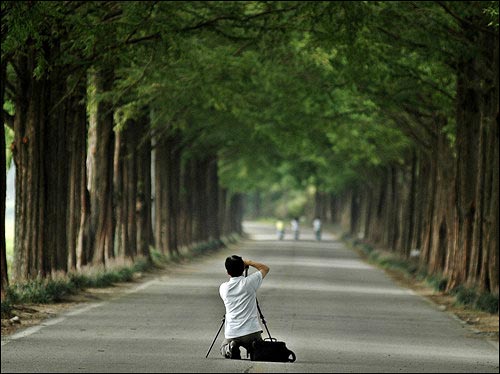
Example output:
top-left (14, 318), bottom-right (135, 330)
top-left (225, 255), bottom-right (245, 277)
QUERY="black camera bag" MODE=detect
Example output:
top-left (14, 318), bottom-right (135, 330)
top-left (250, 338), bottom-right (296, 363)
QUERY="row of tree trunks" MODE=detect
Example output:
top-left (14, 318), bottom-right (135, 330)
top-left (322, 15), bottom-right (499, 296)
top-left (473, 29), bottom-right (498, 294)
top-left (11, 43), bottom-right (86, 279)
top-left (320, 9), bottom-right (499, 297)
top-left (329, 109), bottom-right (498, 295)
top-left (152, 130), bottom-right (241, 258)
top-left (7, 50), bottom-right (244, 282)
top-left (227, 193), bottom-right (244, 236)
top-left (327, 93), bottom-right (498, 296)
top-left (13, 46), bottom-right (54, 279)
top-left (46, 41), bottom-right (73, 274)
top-left (477, 29), bottom-right (498, 295)
top-left (154, 130), bottom-right (182, 256)
top-left (66, 75), bottom-right (88, 271)
top-left (115, 119), bottom-right (140, 259)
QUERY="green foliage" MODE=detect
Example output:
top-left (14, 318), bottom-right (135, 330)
top-left (475, 292), bottom-right (499, 314)
top-left (132, 258), bottom-right (151, 274)
top-left (1, 299), bottom-right (13, 319)
top-left (150, 248), bottom-right (170, 266)
top-left (483, 2), bottom-right (499, 28)
top-left (191, 239), bottom-right (226, 256)
top-left (426, 274), bottom-right (448, 292)
top-left (6, 278), bottom-right (76, 304)
top-left (450, 285), bottom-right (499, 314)
top-left (3, 260), bottom-right (155, 305)
top-left (3, 1), bottom-right (473, 202)
top-left (452, 285), bottom-right (478, 306)
top-left (4, 99), bottom-right (15, 169)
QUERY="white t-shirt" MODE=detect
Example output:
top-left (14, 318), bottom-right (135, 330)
top-left (219, 271), bottom-right (263, 338)
top-left (313, 219), bottom-right (321, 231)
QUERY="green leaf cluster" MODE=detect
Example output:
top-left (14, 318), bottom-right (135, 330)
top-left (4, 1), bottom-right (497, 213)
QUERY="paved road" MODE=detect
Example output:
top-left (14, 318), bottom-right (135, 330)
top-left (1, 222), bottom-right (498, 373)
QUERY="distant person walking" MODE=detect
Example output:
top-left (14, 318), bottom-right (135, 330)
top-left (313, 217), bottom-right (322, 241)
top-left (276, 219), bottom-right (285, 240)
top-left (291, 217), bottom-right (300, 240)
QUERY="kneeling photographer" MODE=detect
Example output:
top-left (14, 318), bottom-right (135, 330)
top-left (219, 255), bottom-right (269, 359)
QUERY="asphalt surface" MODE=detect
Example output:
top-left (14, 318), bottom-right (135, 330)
top-left (1, 221), bottom-right (498, 373)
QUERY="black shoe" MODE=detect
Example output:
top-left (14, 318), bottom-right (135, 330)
top-left (229, 341), bottom-right (241, 359)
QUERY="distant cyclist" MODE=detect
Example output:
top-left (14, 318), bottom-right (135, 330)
top-left (291, 217), bottom-right (299, 240)
top-left (313, 217), bottom-right (322, 241)
top-left (276, 219), bottom-right (285, 240)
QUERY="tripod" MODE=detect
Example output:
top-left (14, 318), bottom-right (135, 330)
top-left (254, 269), bottom-right (272, 340)
top-left (205, 266), bottom-right (271, 358)
top-left (205, 315), bottom-right (225, 358)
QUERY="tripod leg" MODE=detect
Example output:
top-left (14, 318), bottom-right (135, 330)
top-left (256, 300), bottom-right (272, 340)
top-left (205, 317), bottom-right (225, 358)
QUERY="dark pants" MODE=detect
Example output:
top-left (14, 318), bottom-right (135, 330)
top-left (220, 331), bottom-right (263, 359)
top-left (315, 230), bottom-right (321, 241)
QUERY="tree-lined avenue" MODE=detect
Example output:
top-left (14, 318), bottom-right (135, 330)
top-left (1, 222), bottom-right (498, 373)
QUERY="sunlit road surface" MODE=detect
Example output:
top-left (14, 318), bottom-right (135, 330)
top-left (1, 222), bottom-right (498, 373)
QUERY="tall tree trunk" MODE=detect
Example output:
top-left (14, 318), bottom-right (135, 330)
top-left (1, 55), bottom-right (8, 296)
top-left (373, 176), bottom-right (387, 245)
top-left (122, 120), bottom-right (139, 259)
top-left (404, 150), bottom-right (418, 255)
top-left (363, 185), bottom-right (374, 241)
top-left (329, 193), bottom-right (341, 225)
top-left (167, 134), bottom-right (181, 256)
top-left (478, 36), bottom-right (499, 294)
top-left (219, 187), bottom-right (228, 236)
top-left (90, 66), bottom-right (115, 266)
top-left (67, 74), bottom-right (88, 271)
top-left (154, 130), bottom-right (181, 256)
top-left (206, 155), bottom-right (220, 241)
top-left (447, 54), bottom-right (481, 290)
top-left (484, 111), bottom-right (499, 294)
top-left (387, 166), bottom-right (399, 251)
top-left (429, 120), bottom-right (454, 276)
top-left (114, 131), bottom-right (125, 258)
top-left (115, 117), bottom-right (152, 260)
top-left (154, 135), bottom-right (168, 254)
top-left (179, 155), bottom-right (193, 247)
top-left (228, 193), bottom-right (244, 235)
top-left (12, 42), bottom-right (72, 278)
top-left (412, 151), bottom-right (428, 254)
top-left (349, 186), bottom-right (360, 237)
top-left (13, 49), bottom-right (48, 279)
top-left (136, 114), bottom-right (152, 260)
top-left (45, 46), bottom-right (70, 274)
top-left (114, 120), bottom-right (140, 260)
top-left (192, 157), bottom-right (209, 242)
top-left (420, 144), bottom-right (438, 269)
